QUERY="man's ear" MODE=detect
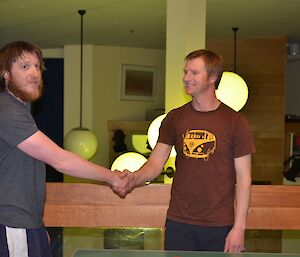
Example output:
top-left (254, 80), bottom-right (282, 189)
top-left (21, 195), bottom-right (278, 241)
top-left (209, 74), bottom-right (218, 84)
top-left (3, 72), bottom-right (9, 79)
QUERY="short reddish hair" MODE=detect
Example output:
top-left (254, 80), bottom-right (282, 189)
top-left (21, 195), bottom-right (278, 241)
top-left (185, 49), bottom-right (223, 89)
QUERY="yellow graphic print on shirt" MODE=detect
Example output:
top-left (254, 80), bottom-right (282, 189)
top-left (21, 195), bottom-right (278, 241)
top-left (183, 129), bottom-right (216, 161)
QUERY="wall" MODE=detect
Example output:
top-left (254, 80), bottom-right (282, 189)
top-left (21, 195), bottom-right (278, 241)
top-left (286, 58), bottom-right (300, 116)
top-left (42, 48), bottom-right (64, 58)
top-left (91, 45), bottom-right (165, 167)
top-left (64, 45), bottom-right (165, 167)
top-left (207, 37), bottom-right (286, 184)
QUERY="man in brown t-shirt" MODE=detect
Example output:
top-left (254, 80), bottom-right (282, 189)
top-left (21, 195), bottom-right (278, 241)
top-left (122, 49), bottom-right (255, 252)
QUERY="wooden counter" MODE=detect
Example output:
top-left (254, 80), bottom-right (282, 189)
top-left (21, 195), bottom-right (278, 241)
top-left (44, 183), bottom-right (300, 230)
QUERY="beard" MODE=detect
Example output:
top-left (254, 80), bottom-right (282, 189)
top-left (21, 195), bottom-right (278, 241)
top-left (7, 79), bottom-right (44, 102)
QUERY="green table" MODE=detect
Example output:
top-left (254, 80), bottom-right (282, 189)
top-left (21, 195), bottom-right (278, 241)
top-left (73, 249), bottom-right (300, 257)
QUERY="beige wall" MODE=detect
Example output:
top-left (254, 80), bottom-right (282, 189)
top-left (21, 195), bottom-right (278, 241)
top-left (42, 48), bottom-right (64, 58)
top-left (64, 45), bottom-right (94, 138)
top-left (165, 0), bottom-right (206, 112)
top-left (64, 45), bottom-right (165, 167)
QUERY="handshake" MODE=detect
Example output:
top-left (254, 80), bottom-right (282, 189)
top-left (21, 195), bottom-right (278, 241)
top-left (109, 169), bottom-right (137, 198)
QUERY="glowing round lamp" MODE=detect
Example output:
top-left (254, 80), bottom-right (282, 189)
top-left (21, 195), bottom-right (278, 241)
top-left (163, 156), bottom-right (176, 184)
top-left (164, 156), bottom-right (176, 172)
top-left (132, 134), bottom-right (151, 155)
top-left (216, 71), bottom-right (248, 112)
top-left (147, 114), bottom-right (176, 157)
top-left (111, 152), bottom-right (147, 172)
top-left (64, 127), bottom-right (98, 160)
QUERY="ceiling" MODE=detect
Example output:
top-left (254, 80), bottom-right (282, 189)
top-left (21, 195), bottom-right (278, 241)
top-left (1, 0), bottom-right (300, 52)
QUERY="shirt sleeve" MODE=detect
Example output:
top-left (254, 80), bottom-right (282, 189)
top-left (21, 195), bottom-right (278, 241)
top-left (157, 110), bottom-right (176, 146)
top-left (0, 104), bottom-right (38, 148)
top-left (232, 114), bottom-right (256, 158)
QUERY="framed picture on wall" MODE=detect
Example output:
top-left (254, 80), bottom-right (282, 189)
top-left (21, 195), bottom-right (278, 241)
top-left (121, 64), bottom-right (157, 101)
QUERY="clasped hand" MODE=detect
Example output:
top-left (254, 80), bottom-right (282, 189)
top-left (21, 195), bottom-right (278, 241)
top-left (110, 169), bottom-right (135, 197)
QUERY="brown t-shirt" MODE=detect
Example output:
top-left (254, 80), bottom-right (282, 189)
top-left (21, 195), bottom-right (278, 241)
top-left (159, 102), bottom-right (255, 226)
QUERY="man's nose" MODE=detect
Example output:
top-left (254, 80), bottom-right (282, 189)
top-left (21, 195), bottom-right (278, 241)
top-left (183, 72), bottom-right (191, 82)
top-left (30, 66), bottom-right (40, 77)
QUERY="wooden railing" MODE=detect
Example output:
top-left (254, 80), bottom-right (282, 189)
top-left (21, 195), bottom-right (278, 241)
top-left (44, 183), bottom-right (300, 230)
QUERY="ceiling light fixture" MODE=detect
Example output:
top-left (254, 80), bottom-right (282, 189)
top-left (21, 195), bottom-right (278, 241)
top-left (64, 10), bottom-right (98, 160)
top-left (111, 152), bottom-right (147, 173)
top-left (147, 114), bottom-right (176, 157)
top-left (216, 27), bottom-right (248, 112)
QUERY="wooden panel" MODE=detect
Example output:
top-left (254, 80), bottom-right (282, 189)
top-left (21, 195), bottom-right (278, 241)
top-left (248, 185), bottom-right (300, 230)
top-left (207, 37), bottom-right (286, 184)
top-left (44, 183), bottom-right (300, 230)
top-left (286, 122), bottom-right (300, 134)
top-left (108, 120), bottom-right (151, 132)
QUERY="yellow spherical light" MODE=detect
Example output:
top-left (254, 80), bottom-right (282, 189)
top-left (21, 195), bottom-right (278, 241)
top-left (111, 152), bottom-right (147, 172)
top-left (147, 114), bottom-right (176, 157)
top-left (131, 134), bottom-right (151, 155)
top-left (147, 114), bottom-right (165, 150)
top-left (216, 71), bottom-right (248, 112)
top-left (64, 127), bottom-right (98, 160)
top-left (163, 156), bottom-right (176, 184)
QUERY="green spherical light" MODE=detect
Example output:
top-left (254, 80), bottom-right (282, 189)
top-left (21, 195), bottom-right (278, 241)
top-left (64, 127), bottom-right (98, 160)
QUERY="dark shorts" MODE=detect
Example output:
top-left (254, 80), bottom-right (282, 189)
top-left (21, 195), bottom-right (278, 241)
top-left (0, 224), bottom-right (52, 257)
top-left (164, 219), bottom-right (233, 251)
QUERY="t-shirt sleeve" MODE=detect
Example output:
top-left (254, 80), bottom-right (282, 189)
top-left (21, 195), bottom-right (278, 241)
top-left (0, 107), bottom-right (38, 148)
top-left (232, 114), bottom-right (256, 158)
top-left (157, 110), bottom-right (176, 146)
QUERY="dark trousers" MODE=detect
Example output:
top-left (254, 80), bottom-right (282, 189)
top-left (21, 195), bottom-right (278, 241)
top-left (164, 219), bottom-right (233, 251)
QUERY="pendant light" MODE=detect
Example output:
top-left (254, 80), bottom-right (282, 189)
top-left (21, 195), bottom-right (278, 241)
top-left (216, 27), bottom-right (248, 112)
top-left (64, 10), bottom-right (98, 160)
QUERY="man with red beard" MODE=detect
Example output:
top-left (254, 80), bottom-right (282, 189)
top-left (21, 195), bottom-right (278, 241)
top-left (0, 41), bottom-right (131, 257)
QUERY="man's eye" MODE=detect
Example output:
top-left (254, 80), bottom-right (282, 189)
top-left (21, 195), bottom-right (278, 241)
top-left (34, 64), bottom-right (41, 69)
top-left (22, 64), bottom-right (29, 69)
